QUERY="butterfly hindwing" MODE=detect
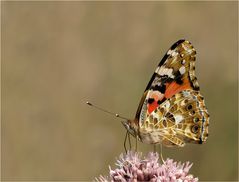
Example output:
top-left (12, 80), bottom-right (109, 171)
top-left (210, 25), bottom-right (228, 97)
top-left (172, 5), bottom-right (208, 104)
top-left (139, 90), bottom-right (209, 147)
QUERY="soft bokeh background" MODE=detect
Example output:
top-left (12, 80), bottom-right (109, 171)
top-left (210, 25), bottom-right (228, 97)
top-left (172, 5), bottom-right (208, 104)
top-left (2, 1), bottom-right (238, 181)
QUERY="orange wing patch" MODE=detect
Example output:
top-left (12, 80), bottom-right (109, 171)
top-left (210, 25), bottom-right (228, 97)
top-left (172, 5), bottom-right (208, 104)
top-left (165, 78), bottom-right (192, 99)
top-left (147, 91), bottom-right (162, 114)
top-left (148, 100), bottom-right (158, 114)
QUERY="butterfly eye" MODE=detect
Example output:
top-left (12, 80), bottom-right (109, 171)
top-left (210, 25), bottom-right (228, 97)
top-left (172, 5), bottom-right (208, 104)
top-left (147, 98), bottom-right (154, 104)
top-left (191, 125), bottom-right (199, 134)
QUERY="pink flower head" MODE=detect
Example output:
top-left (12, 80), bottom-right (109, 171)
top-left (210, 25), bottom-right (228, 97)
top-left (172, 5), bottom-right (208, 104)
top-left (96, 151), bottom-right (198, 182)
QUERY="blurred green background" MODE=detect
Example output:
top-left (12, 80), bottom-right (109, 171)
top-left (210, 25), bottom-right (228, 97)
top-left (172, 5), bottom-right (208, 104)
top-left (2, 1), bottom-right (238, 181)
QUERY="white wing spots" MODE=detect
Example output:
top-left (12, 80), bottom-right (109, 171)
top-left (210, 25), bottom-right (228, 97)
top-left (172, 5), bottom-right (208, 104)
top-left (174, 114), bottom-right (183, 124)
top-left (182, 90), bottom-right (190, 97)
top-left (167, 49), bottom-right (173, 55)
top-left (179, 66), bottom-right (186, 75)
top-left (181, 59), bottom-right (186, 65)
top-left (164, 100), bottom-right (171, 110)
top-left (151, 112), bottom-right (160, 121)
top-left (148, 90), bottom-right (164, 101)
top-left (152, 77), bottom-right (162, 87)
top-left (155, 66), bottom-right (160, 74)
top-left (156, 66), bottom-right (174, 79)
top-left (167, 49), bottom-right (178, 57)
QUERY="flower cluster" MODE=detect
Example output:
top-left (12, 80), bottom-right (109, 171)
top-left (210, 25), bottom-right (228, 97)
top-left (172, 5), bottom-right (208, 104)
top-left (96, 151), bottom-right (198, 182)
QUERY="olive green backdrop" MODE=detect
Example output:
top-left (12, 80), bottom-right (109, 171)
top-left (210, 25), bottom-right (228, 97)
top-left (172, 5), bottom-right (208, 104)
top-left (2, 1), bottom-right (238, 181)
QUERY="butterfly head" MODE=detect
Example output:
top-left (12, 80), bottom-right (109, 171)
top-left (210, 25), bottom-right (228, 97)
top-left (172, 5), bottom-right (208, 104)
top-left (121, 120), bottom-right (138, 137)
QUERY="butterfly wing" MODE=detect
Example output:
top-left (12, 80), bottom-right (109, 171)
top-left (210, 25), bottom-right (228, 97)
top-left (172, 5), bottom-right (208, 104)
top-left (139, 90), bottom-right (209, 146)
top-left (135, 40), bottom-right (209, 146)
top-left (136, 39), bottom-right (200, 126)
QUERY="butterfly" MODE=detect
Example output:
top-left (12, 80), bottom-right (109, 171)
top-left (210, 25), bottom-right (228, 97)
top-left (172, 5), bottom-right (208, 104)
top-left (121, 39), bottom-right (209, 147)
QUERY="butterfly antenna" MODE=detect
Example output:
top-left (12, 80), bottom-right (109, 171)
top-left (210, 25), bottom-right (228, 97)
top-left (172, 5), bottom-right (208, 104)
top-left (86, 101), bottom-right (130, 120)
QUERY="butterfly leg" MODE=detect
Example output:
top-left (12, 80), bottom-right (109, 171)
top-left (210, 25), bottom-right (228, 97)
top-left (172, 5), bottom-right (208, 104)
top-left (160, 143), bottom-right (165, 164)
top-left (124, 131), bottom-right (129, 153)
top-left (124, 131), bottom-right (133, 153)
top-left (128, 132), bottom-right (132, 151)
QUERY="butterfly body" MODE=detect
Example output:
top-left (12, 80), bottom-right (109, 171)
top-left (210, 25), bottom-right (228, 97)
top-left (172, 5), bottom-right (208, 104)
top-left (123, 40), bottom-right (209, 147)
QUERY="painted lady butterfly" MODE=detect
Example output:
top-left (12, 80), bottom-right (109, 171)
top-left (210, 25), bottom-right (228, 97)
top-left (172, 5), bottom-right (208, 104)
top-left (122, 39), bottom-right (209, 147)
